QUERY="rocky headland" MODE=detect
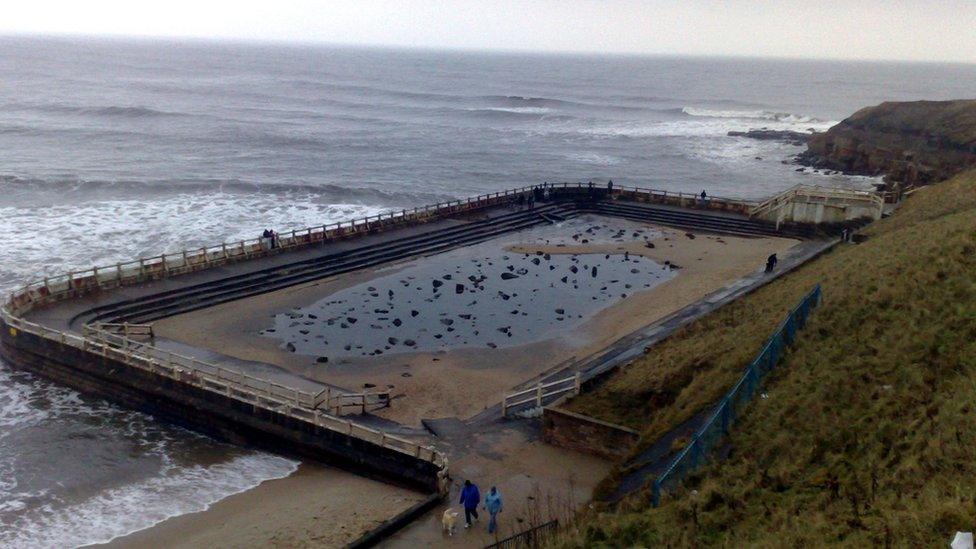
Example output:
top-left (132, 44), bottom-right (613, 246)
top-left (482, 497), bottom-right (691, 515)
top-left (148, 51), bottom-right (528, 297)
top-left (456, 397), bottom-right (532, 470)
top-left (796, 100), bottom-right (976, 193)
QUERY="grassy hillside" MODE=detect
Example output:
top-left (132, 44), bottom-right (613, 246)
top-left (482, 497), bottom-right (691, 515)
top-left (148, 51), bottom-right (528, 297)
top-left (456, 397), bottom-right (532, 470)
top-left (559, 169), bottom-right (976, 546)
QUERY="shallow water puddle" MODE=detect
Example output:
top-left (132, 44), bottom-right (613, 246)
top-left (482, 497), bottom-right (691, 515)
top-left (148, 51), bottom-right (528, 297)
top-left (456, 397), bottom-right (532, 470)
top-left (263, 219), bottom-right (677, 360)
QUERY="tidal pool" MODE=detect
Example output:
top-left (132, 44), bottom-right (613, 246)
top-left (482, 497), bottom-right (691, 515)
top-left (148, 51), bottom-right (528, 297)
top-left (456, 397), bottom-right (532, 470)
top-left (263, 218), bottom-right (677, 361)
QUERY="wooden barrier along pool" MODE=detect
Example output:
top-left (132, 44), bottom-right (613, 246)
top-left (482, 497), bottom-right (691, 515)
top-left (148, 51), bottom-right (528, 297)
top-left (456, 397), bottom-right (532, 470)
top-left (0, 183), bottom-right (870, 495)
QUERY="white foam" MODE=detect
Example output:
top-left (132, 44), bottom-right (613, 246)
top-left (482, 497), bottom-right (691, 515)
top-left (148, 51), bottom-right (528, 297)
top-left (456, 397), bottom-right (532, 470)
top-left (0, 453), bottom-right (298, 548)
top-left (0, 191), bottom-right (373, 548)
top-left (477, 106), bottom-right (553, 115)
top-left (0, 191), bottom-right (387, 290)
top-left (681, 106), bottom-right (821, 124)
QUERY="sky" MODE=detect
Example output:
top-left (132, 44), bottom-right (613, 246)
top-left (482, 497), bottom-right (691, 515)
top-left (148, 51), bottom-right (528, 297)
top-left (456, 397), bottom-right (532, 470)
top-left (3, 0), bottom-right (976, 63)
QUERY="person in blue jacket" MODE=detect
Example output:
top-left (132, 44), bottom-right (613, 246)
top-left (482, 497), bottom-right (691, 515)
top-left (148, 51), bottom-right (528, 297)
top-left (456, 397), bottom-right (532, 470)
top-left (484, 486), bottom-right (503, 534)
top-left (459, 479), bottom-right (481, 528)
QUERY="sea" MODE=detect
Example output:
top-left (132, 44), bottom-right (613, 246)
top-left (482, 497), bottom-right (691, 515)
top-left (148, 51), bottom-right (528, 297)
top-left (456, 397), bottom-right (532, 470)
top-left (2, 34), bottom-right (976, 547)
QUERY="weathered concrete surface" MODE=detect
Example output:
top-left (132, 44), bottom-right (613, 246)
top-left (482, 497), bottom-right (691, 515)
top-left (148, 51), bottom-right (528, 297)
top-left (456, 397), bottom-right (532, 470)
top-left (0, 322), bottom-right (442, 493)
top-left (542, 406), bottom-right (639, 460)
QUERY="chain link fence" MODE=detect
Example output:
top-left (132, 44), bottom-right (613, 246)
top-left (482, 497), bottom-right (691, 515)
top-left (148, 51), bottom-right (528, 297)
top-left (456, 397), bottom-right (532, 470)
top-left (651, 284), bottom-right (822, 506)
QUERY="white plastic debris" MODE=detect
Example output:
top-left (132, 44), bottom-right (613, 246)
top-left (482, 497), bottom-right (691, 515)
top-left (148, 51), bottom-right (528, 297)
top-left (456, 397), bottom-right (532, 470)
top-left (951, 531), bottom-right (973, 549)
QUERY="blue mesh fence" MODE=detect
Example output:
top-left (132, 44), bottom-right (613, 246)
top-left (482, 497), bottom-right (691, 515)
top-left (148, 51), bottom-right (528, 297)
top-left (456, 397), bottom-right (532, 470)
top-left (651, 284), bottom-right (822, 506)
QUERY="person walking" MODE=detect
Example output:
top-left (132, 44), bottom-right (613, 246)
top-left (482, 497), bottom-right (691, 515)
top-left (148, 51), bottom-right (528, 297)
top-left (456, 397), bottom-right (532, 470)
top-left (459, 480), bottom-right (481, 528)
top-left (484, 486), bottom-right (503, 534)
top-left (765, 253), bottom-right (778, 273)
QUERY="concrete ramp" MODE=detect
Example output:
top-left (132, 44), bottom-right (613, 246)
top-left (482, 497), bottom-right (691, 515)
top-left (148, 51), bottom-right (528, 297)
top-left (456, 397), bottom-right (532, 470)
top-left (751, 184), bottom-right (884, 227)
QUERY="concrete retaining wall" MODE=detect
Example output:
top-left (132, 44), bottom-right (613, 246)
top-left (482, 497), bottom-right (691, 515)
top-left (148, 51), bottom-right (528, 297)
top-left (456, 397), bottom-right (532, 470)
top-left (0, 320), bottom-right (442, 493)
top-left (542, 406), bottom-right (639, 461)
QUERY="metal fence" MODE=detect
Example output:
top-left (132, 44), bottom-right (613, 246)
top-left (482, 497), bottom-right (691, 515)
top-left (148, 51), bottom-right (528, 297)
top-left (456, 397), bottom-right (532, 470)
top-left (484, 519), bottom-right (560, 549)
top-left (650, 284), bottom-right (822, 506)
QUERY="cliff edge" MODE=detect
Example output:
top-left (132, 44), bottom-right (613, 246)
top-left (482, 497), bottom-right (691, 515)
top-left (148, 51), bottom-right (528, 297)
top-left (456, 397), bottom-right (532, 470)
top-left (798, 99), bottom-right (976, 193)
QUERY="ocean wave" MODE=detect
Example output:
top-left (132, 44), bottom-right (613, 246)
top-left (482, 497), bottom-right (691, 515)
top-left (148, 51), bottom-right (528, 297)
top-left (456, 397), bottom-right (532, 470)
top-left (0, 451), bottom-right (297, 548)
top-left (680, 107), bottom-right (822, 124)
top-left (0, 175), bottom-right (456, 207)
top-left (0, 101), bottom-right (182, 119)
top-left (474, 106), bottom-right (554, 115)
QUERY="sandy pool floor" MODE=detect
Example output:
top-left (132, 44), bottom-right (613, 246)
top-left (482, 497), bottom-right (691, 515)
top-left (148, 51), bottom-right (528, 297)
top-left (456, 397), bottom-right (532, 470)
top-left (95, 462), bottom-right (424, 549)
top-left (153, 217), bottom-right (798, 425)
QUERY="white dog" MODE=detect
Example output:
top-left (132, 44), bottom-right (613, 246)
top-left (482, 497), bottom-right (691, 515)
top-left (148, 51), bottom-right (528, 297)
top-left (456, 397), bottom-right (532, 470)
top-left (442, 508), bottom-right (460, 536)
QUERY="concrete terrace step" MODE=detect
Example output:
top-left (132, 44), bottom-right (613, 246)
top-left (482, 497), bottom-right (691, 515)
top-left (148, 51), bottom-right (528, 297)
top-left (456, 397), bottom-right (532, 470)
top-left (83, 203), bottom-right (579, 324)
top-left (583, 201), bottom-right (814, 239)
top-left (72, 197), bottom-right (812, 327)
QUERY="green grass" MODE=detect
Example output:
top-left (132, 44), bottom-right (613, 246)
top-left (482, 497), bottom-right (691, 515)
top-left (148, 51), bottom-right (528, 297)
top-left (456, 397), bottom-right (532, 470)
top-left (557, 169), bottom-right (976, 546)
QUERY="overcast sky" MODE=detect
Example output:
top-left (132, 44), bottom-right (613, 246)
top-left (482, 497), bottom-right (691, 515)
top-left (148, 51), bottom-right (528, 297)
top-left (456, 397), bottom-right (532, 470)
top-left (3, 0), bottom-right (975, 63)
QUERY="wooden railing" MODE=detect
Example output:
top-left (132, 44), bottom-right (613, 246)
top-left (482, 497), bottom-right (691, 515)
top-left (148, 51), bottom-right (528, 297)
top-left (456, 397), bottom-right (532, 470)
top-left (0, 182), bottom-right (765, 471)
top-left (0, 309), bottom-right (444, 467)
top-left (749, 184), bottom-right (884, 219)
top-left (502, 372), bottom-right (581, 418)
top-left (4, 182), bottom-right (759, 317)
top-left (84, 322), bottom-right (154, 340)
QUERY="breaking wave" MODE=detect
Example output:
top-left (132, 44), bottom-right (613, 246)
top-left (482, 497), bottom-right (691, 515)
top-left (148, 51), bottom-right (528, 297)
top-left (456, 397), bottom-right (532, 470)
top-left (680, 107), bottom-right (822, 124)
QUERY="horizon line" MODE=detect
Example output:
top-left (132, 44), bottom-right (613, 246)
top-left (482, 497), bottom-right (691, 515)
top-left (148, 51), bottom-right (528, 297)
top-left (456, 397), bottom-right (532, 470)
top-left (2, 30), bottom-right (975, 67)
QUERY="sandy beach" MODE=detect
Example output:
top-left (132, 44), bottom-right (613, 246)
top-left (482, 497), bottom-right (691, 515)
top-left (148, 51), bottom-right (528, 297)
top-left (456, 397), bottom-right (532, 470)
top-left (95, 462), bottom-right (424, 549)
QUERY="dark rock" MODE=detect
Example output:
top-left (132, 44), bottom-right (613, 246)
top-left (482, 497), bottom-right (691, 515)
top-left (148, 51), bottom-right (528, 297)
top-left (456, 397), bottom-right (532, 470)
top-left (728, 129), bottom-right (814, 146)
top-left (316, 356), bottom-right (328, 363)
top-left (501, 272), bottom-right (519, 280)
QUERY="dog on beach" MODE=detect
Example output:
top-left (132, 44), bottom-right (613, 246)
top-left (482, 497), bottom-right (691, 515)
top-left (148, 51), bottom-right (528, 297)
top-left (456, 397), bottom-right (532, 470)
top-left (442, 508), bottom-right (460, 536)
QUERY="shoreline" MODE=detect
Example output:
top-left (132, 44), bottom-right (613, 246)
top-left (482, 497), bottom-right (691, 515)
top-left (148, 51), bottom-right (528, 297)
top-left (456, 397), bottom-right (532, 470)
top-left (95, 462), bottom-right (425, 549)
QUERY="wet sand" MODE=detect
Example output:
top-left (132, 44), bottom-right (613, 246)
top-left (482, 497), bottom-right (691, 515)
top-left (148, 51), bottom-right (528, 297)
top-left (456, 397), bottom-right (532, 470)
top-left (96, 463), bottom-right (424, 549)
top-left (153, 218), bottom-right (798, 425)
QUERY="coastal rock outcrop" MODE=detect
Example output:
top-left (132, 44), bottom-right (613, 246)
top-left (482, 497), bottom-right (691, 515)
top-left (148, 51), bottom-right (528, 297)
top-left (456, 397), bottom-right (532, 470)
top-left (796, 100), bottom-right (976, 192)
top-left (727, 129), bottom-right (814, 146)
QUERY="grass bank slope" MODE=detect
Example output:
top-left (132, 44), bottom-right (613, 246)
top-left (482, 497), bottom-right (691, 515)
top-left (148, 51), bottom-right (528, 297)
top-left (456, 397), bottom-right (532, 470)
top-left (560, 169), bottom-right (976, 546)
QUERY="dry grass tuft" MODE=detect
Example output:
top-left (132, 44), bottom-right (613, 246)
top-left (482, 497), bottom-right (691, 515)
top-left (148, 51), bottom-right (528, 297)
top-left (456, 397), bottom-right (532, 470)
top-left (557, 169), bottom-right (976, 546)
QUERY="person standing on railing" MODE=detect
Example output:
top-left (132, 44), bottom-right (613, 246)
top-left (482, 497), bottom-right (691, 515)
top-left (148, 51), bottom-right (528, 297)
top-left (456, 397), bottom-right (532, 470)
top-left (699, 189), bottom-right (708, 208)
top-left (607, 179), bottom-right (614, 197)
top-left (459, 479), bottom-right (481, 528)
top-left (484, 486), bottom-right (503, 534)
